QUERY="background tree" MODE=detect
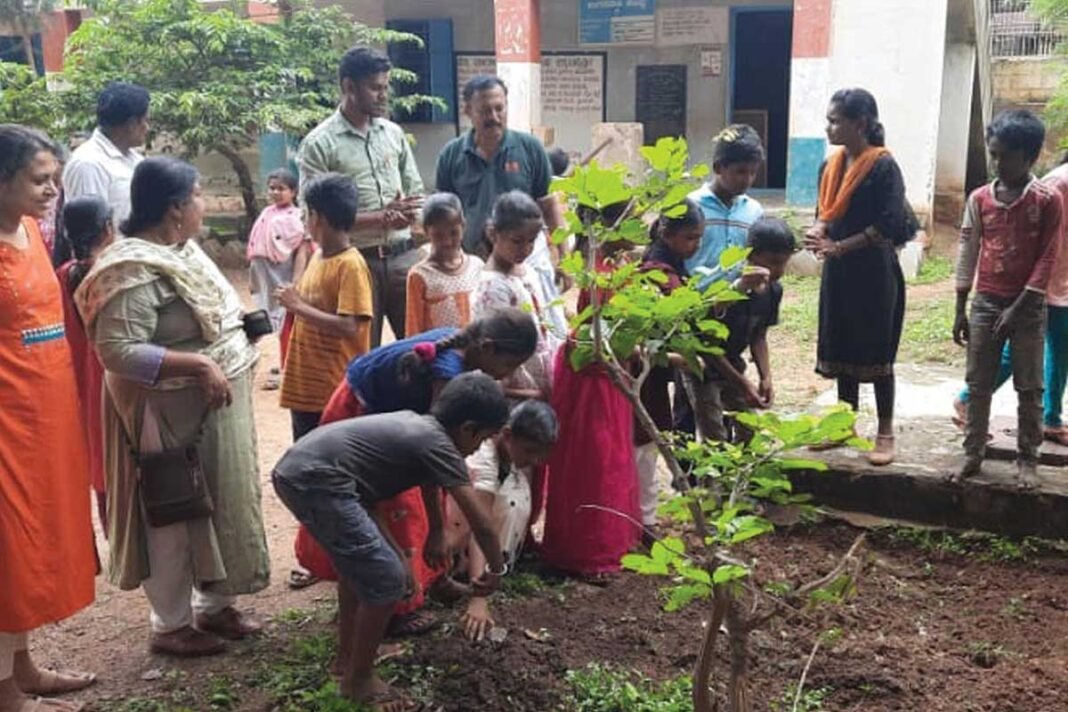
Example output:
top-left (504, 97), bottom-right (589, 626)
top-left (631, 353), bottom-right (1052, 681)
top-left (0, 60), bottom-right (58, 129)
top-left (58, 0), bottom-right (438, 225)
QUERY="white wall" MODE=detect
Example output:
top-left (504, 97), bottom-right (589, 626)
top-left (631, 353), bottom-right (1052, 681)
top-left (935, 44), bottom-right (975, 197)
top-left (382, 0), bottom-right (793, 188)
top-left (827, 0), bottom-right (949, 213)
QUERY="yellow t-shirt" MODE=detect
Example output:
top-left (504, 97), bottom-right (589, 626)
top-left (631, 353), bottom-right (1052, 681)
top-left (280, 247), bottom-right (373, 412)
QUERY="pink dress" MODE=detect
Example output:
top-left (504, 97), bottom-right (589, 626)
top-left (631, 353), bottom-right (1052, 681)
top-left (540, 279), bottom-right (640, 575)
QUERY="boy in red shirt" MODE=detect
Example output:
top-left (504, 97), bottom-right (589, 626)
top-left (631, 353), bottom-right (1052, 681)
top-left (953, 109), bottom-right (1063, 486)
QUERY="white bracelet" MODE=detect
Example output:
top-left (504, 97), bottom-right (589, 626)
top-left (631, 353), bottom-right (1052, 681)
top-left (484, 562), bottom-right (509, 576)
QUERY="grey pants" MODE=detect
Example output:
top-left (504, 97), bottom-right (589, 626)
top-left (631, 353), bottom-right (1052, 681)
top-left (359, 246), bottom-right (423, 347)
top-left (683, 372), bottom-right (749, 443)
top-left (964, 292), bottom-right (1046, 462)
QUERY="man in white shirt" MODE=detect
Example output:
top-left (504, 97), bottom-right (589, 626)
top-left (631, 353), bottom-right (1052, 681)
top-left (64, 82), bottom-right (150, 228)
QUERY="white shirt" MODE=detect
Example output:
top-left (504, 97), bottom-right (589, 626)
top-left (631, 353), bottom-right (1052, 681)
top-left (63, 128), bottom-right (144, 228)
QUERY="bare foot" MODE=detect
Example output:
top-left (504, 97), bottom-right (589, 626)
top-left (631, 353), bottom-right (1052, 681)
top-left (15, 669), bottom-right (95, 697)
top-left (1017, 461), bottom-right (1040, 490)
top-left (344, 674), bottom-right (418, 712)
top-left (947, 457), bottom-right (982, 484)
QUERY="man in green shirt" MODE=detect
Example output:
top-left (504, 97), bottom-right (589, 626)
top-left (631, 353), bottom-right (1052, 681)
top-left (435, 75), bottom-right (560, 258)
top-left (298, 47), bottom-right (425, 347)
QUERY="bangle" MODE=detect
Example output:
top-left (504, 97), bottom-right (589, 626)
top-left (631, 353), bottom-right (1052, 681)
top-left (484, 562), bottom-right (509, 577)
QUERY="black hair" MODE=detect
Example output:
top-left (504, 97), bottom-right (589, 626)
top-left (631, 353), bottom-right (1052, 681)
top-left (490, 190), bottom-right (542, 233)
top-left (987, 109), bottom-right (1046, 163)
top-left (830, 88), bottom-right (886, 148)
top-left (747, 217), bottom-right (796, 255)
top-left (338, 47), bottom-right (392, 86)
top-left (303, 173), bottom-right (359, 232)
top-left (0, 124), bottom-right (60, 183)
top-left (422, 192), bottom-right (464, 229)
top-left (397, 307), bottom-right (539, 383)
top-left (650, 198), bottom-right (703, 243)
top-left (430, 372), bottom-right (509, 431)
top-left (120, 157), bottom-right (198, 236)
top-left (62, 196), bottom-right (113, 293)
top-left (713, 124), bottom-right (765, 168)
top-left (508, 400), bottom-right (558, 447)
top-left (267, 167), bottom-right (299, 206)
top-left (462, 75), bottom-right (508, 103)
top-left (548, 147), bottom-right (570, 177)
top-left (97, 82), bottom-right (150, 129)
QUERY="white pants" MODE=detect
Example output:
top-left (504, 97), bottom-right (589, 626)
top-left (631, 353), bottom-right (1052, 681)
top-left (0, 632), bottom-right (27, 680)
top-left (142, 518), bottom-right (235, 634)
top-left (634, 443), bottom-right (661, 526)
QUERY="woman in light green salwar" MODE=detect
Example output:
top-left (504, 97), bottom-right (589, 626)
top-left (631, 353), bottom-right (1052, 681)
top-left (77, 157), bottom-right (270, 658)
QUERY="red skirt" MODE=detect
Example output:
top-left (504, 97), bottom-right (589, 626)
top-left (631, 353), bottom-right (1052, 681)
top-left (540, 348), bottom-right (640, 574)
top-left (293, 380), bottom-right (445, 614)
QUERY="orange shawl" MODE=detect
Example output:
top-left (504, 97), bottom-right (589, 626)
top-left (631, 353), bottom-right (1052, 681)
top-left (817, 146), bottom-right (890, 222)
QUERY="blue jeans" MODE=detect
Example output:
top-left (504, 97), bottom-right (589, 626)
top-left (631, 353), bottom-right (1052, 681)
top-left (959, 304), bottom-right (1068, 428)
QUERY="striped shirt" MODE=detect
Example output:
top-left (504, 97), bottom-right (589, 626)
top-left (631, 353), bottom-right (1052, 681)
top-left (685, 184), bottom-right (763, 288)
top-left (955, 177), bottom-right (1063, 299)
top-left (280, 248), bottom-right (373, 412)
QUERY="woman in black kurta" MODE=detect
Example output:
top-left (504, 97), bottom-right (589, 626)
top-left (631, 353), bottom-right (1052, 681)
top-left (806, 89), bottom-right (911, 466)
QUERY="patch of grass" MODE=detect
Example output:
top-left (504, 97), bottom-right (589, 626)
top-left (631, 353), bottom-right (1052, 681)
top-left (876, 526), bottom-right (1057, 563)
top-left (772, 684), bottom-right (832, 712)
top-left (900, 294), bottom-right (960, 365)
top-left (909, 254), bottom-right (954, 285)
top-left (499, 570), bottom-right (573, 601)
top-left (97, 701), bottom-right (194, 712)
top-left (967, 640), bottom-right (1013, 668)
top-left (778, 275), bottom-right (821, 345)
top-left (564, 663), bottom-right (692, 711)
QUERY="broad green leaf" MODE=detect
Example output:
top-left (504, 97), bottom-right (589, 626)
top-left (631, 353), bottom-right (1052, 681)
top-left (674, 564), bottom-right (712, 585)
top-left (778, 458), bottom-right (828, 471)
top-left (621, 553), bottom-right (669, 576)
top-left (728, 515), bottom-right (774, 544)
top-left (719, 245), bottom-right (751, 270)
top-left (663, 582), bottom-right (712, 612)
top-left (712, 564), bottom-right (749, 584)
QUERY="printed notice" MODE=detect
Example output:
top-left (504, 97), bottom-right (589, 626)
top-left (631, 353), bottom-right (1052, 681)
top-left (656, 6), bottom-right (728, 47)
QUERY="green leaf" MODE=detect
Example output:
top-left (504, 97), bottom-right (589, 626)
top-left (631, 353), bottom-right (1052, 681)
top-left (663, 582), bottom-right (712, 612)
top-left (778, 458), bottom-right (828, 471)
top-left (621, 553), bottom-right (669, 576)
top-left (712, 564), bottom-right (749, 584)
top-left (719, 245), bottom-right (751, 270)
top-left (674, 564), bottom-right (712, 585)
top-left (568, 344), bottom-right (595, 372)
top-left (728, 515), bottom-right (774, 544)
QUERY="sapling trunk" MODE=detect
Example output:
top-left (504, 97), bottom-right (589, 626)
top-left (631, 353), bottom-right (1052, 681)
top-left (725, 594), bottom-right (753, 712)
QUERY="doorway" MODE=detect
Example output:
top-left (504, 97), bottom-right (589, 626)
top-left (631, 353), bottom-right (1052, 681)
top-left (731, 8), bottom-right (793, 189)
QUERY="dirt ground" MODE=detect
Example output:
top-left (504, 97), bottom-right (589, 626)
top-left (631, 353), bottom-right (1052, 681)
top-left (32, 268), bottom-right (1068, 711)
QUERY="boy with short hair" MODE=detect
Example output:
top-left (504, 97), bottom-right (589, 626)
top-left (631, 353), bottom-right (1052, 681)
top-left (687, 123), bottom-right (766, 288)
top-left (272, 373), bottom-right (509, 711)
top-left (277, 173), bottom-right (373, 441)
top-left (953, 109), bottom-right (1064, 487)
top-left (689, 217), bottom-right (796, 442)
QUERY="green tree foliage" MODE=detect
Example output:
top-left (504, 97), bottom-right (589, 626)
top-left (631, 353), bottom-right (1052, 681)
top-left (1031, 0), bottom-right (1068, 142)
top-left (55, 0), bottom-right (435, 223)
top-left (0, 60), bottom-right (56, 128)
top-left (552, 140), bottom-right (865, 712)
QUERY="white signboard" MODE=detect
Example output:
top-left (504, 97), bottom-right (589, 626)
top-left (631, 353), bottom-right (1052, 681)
top-left (455, 53), bottom-right (605, 156)
top-left (656, 6), bottom-right (728, 47)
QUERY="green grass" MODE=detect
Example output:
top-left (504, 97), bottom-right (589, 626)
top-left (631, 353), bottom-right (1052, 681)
top-left (909, 253), bottom-right (955, 285)
top-left (564, 663), bottom-right (693, 711)
top-left (900, 294), bottom-right (960, 365)
top-left (778, 275), bottom-right (821, 346)
top-left (875, 526), bottom-right (1066, 563)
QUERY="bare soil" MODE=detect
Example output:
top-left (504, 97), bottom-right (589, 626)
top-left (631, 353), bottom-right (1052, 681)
top-left (33, 269), bottom-right (1068, 711)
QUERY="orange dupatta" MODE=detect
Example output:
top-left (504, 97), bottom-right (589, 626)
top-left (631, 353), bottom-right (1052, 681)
top-left (817, 146), bottom-right (890, 222)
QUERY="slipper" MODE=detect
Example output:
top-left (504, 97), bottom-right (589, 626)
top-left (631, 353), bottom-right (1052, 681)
top-left (18, 698), bottom-right (85, 712)
top-left (21, 669), bottom-right (96, 696)
top-left (287, 568), bottom-right (320, 590)
top-left (1045, 427), bottom-right (1068, 446)
top-left (386, 610), bottom-right (439, 638)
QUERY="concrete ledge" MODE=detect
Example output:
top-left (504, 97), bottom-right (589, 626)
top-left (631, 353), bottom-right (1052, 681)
top-left (788, 449), bottom-right (1068, 539)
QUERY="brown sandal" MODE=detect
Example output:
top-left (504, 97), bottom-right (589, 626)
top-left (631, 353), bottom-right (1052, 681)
top-left (149, 626), bottom-right (226, 657)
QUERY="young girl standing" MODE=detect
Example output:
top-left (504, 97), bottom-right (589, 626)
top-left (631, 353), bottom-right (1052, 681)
top-left (56, 196), bottom-right (116, 528)
top-left (473, 190), bottom-right (559, 401)
top-left (248, 169), bottom-right (309, 389)
top-left (541, 203), bottom-right (642, 578)
top-left (290, 311), bottom-right (538, 641)
top-left (405, 193), bottom-right (484, 334)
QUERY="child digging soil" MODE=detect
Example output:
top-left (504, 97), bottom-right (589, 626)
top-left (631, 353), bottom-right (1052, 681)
top-left (272, 373), bottom-right (510, 712)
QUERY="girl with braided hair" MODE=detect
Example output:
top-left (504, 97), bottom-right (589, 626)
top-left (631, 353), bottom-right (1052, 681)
top-left (291, 308), bottom-right (538, 644)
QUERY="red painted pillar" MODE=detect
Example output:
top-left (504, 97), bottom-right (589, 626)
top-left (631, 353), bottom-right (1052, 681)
top-left (493, 0), bottom-right (541, 133)
top-left (39, 9), bottom-right (81, 73)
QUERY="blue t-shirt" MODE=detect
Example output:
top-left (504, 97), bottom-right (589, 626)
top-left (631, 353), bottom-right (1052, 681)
top-left (685, 184), bottom-right (764, 289)
top-left (344, 327), bottom-right (466, 414)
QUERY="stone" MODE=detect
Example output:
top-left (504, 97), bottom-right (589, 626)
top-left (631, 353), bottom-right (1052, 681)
top-left (786, 248), bottom-right (822, 277)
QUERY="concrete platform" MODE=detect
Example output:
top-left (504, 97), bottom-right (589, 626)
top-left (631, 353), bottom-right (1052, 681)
top-left (786, 365), bottom-right (1068, 539)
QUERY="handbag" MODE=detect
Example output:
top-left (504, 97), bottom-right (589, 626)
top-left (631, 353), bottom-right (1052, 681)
top-left (124, 405), bottom-right (214, 527)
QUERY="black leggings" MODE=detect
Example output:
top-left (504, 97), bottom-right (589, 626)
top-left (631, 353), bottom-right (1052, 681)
top-left (837, 375), bottom-right (895, 423)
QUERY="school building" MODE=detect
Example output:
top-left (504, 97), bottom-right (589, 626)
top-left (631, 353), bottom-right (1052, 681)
top-left (12, 0), bottom-right (1059, 229)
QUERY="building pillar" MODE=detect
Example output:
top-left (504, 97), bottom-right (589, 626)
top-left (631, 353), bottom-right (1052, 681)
top-left (494, 0), bottom-right (541, 134)
top-left (39, 9), bottom-right (81, 74)
top-left (786, 0), bottom-right (833, 206)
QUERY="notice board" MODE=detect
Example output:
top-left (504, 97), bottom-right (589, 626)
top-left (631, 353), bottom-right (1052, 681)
top-left (635, 64), bottom-right (687, 145)
top-left (579, 0), bottom-right (656, 45)
top-left (455, 52), bottom-right (607, 155)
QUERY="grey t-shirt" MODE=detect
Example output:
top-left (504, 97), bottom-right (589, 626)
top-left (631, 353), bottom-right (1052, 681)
top-left (272, 411), bottom-right (469, 503)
